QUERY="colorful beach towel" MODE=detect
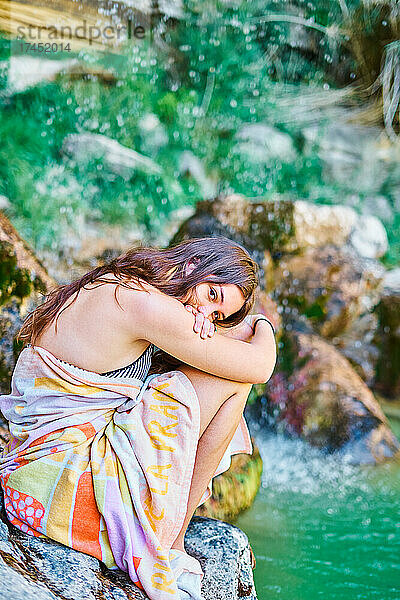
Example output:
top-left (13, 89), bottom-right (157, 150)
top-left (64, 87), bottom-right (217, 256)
top-left (0, 346), bottom-right (252, 600)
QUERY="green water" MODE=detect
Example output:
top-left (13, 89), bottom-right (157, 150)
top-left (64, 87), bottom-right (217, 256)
top-left (236, 429), bottom-right (400, 600)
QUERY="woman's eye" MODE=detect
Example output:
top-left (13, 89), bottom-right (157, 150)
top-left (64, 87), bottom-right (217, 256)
top-left (209, 287), bottom-right (217, 300)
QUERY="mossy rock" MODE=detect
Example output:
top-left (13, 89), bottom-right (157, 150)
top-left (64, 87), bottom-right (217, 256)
top-left (374, 293), bottom-right (400, 399)
top-left (259, 328), bottom-right (399, 464)
top-left (272, 245), bottom-right (384, 339)
top-left (195, 441), bottom-right (263, 522)
top-left (0, 212), bottom-right (55, 395)
top-left (0, 240), bottom-right (36, 306)
top-left (195, 195), bottom-right (295, 259)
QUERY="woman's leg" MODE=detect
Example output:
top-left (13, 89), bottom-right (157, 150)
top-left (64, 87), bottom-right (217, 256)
top-left (171, 365), bottom-right (253, 551)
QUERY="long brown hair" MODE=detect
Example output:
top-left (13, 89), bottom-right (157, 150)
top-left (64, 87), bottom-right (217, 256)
top-left (17, 237), bottom-right (259, 362)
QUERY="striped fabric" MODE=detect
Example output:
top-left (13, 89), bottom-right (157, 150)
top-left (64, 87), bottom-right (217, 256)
top-left (101, 344), bottom-right (154, 379)
top-left (54, 344), bottom-right (154, 380)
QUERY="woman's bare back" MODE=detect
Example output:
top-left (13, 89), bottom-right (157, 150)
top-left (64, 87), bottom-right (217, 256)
top-left (35, 275), bottom-right (157, 374)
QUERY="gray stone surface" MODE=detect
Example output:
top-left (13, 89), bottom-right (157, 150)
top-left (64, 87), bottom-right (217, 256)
top-left (61, 133), bottom-right (162, 179)
top-left (0, 491), bottom-right (257, 600)
top-left (349, 214), bottom-right (388, 259)
top-left (185, 517), bottom-right (257, 600)
top-left (234, 123), bottom-right (296, 164)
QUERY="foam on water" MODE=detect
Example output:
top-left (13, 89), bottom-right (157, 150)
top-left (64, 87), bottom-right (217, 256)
top-left (256, 430), bottom-right (372, 497)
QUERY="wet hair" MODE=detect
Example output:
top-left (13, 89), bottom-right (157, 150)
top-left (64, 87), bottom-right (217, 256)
top-left (17, 237), bottom-right (259, 366)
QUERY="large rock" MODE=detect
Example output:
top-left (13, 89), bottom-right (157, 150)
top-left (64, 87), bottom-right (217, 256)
top-left (0, 490), bottom-right (257, 600)
top-left (184, 195), bottom-right (388, 260)
top-left (373, 268), bottom-right (400, 398)
top-left (185, 517), bottom-right (257, 600)
top-left (233, 124), bottom-right (297, 164)
top-left (296, 202), bottom-right (387, 260)
top-left (293, 200), bottom-right (357, 251)
top-left (0, 212), bottom-right (55, 394)
top-left (258, 329), bottom-right (399, 464)
top-left (273, 245), bottom-right (384, 339)
top-left (331, 312), bottom-right (380, 385)
top-left (61, 133), bottom-right (162, 180)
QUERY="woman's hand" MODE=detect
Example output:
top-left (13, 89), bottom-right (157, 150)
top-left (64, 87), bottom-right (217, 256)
top-left (216, 315), bottom-right (254, 342)
top-left (217, 314), bottom-right (270, 343)
top-left (184, 305), bottom-right (216, 339)
top-left (183, 306), bottom-right (271, 344)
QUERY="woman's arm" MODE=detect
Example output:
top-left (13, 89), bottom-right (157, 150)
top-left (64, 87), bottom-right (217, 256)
top-left (130, 289), bottom-right (276, 384)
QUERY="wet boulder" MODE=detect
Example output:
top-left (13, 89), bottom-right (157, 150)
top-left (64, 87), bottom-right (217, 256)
top-left (273, 244), bottom-right (384, 339)
top-left (257, 329), bottom-right (399, 465)
top-left (61, 133), bottom-right (162, 180)
top-left (0, 490), bottom-right (257, 600)
top-left (233, 124), bottom-right (297, 164)
top-left (181, 194), bottom-right (388, 260)
top-left (331, 312), bottom-right (380, 386)
top-left (0, 212), bottom-right (55, 394)
top-left (373, 268), bottom-right (400, 398)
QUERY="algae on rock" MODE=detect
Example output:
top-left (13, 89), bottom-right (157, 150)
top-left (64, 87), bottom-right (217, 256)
top-left (195, 443), bottom-right (263, 522)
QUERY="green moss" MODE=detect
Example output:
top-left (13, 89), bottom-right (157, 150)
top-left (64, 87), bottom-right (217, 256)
top-left (0, 241), bottom-right (33, 306)
top-left (156, 93), bottom-right (178, 124)
top-left (288, 293), bottom-right (330, 324)
top-left (195, 446), bottom-right (263, 522)
top-left (274, 328), bottom-right (311, 381)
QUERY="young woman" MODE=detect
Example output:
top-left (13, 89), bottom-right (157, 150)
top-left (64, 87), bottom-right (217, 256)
top-left (0, 236), bottom-right (276, 600)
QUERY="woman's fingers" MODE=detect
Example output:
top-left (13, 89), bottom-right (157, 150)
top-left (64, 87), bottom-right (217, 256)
top-left (184, 304), bottom-right (197, 330)
top-left (184, 305), bottom-right (215, 339)
top-left (194, 311), bottom-right (205, 334)
top-left (206, 319), bottom-right (215, 338)
top-left (199, 315), bottom-right (215, 339)
top-left (185, 305), bottom-right (205, 336)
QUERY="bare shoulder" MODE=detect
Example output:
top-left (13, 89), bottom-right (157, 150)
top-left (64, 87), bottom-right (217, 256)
top-left (120, 280), bottom-right (182, 324)
top-left (113, 277), bottom-right (171, 335)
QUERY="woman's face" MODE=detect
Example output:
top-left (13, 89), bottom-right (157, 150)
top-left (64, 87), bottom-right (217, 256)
top-left (186, 282), bottom-right (245, 323)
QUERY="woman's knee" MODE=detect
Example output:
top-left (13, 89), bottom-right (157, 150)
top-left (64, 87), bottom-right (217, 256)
top-left (177, 364), bottom-right (249, 401)
top-left (176, 365), bottom-right (252, 435)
